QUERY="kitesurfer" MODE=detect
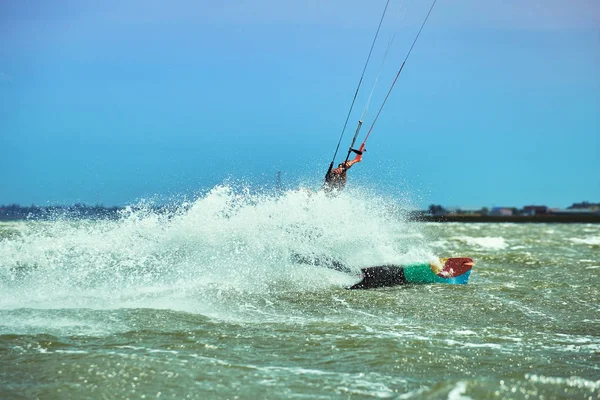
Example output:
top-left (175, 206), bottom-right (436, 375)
top-left (324, 144), bottom-right (365, 192)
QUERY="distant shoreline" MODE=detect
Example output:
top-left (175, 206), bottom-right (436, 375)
top-left (410, 214), bottom-right (600, 224)
top-left (2, 210), bottom-right (600, 224)
top-left (2, 204), bottom-right (600, 224)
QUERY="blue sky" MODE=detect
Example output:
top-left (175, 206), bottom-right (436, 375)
top-left (1, 0), bottom-right (599, 208)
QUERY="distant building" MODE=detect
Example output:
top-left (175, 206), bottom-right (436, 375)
top-left (522, 205), bottom-right (548, 216)
top-left (490, 207), bottom-right (514, 216)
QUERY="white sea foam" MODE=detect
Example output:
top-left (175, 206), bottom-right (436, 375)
top-left (454, 330), bottom-right (477, 336)
top-left (525, 374), bottom-right (600, 392)
top-left (569, 236), bottom-right (600, 245)
top-left (54, 349), bottom-right (89, 354)
top-left (444, 339), bottom-right (503, 349)
top-left (447, 381), bottom-right (472, 400)
top-left (454, 236), bottom-right (508, 250)
top-left (0, 312), bottom-right (120, 336)
top-left (0, 185), bottom-right (433, 315)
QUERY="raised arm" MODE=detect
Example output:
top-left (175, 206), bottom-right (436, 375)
top-left (343, 143), bottom-right (366, 170)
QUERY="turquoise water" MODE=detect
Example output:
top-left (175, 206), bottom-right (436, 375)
top-left (1, 187), bottom-right (599, 399)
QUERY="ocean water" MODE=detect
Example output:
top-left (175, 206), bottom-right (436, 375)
top-left (1, 186), bottom-right (598, 399)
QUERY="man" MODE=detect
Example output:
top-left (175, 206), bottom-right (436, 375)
top-left (324, 144), bottom-right (365, 192)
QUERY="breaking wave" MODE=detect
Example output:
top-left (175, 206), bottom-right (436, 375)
top-left (0, 185), bottom-right (432, 311)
